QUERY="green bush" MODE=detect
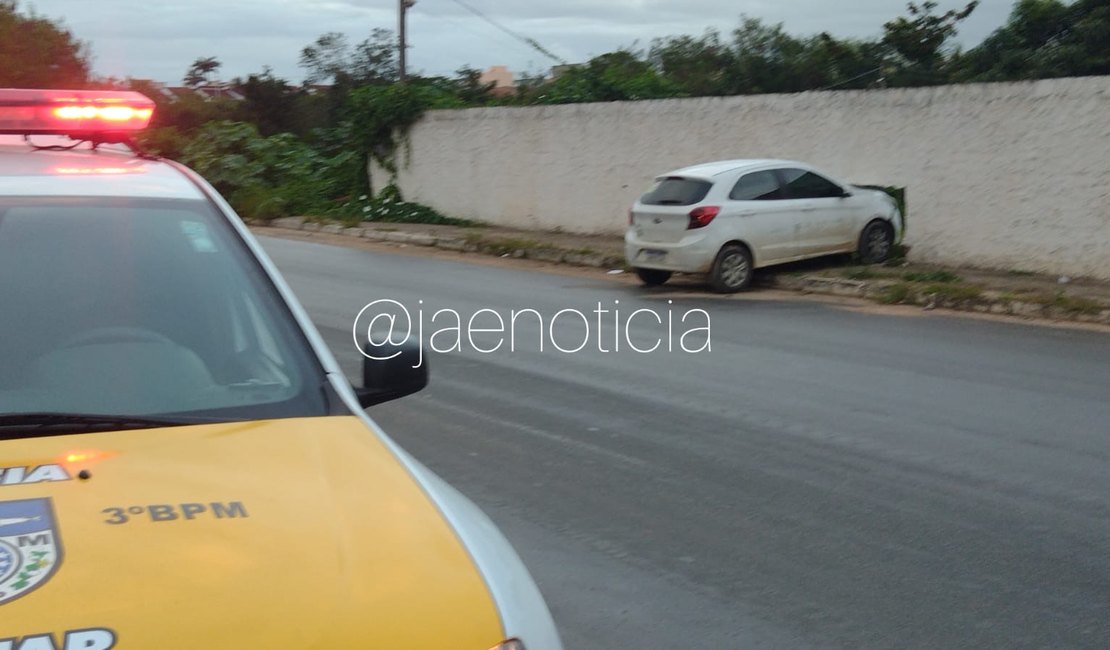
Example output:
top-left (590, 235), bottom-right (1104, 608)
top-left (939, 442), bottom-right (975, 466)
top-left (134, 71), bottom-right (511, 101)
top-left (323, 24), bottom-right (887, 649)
top-left (135, 126), bottom-right (189, 159)
top-left (173, 78), bottom-right (475, 224)
top-left (229, 185), bottom-right (288, 221)
top-left (180, 121), bottom-right (367, 221)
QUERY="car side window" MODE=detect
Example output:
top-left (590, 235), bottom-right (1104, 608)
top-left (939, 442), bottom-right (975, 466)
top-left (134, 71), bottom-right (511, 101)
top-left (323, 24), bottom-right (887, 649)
top-left (729, 170), bottom-right (783, 201)
top-left (778, 168), bottom-right (844, 199)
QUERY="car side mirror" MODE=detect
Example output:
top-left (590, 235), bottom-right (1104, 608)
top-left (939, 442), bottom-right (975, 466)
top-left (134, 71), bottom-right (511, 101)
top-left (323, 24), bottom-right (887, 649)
top-left (355, 338), bottom-right (428, 408)
top-left (838, 189), bottom-right (853, 198)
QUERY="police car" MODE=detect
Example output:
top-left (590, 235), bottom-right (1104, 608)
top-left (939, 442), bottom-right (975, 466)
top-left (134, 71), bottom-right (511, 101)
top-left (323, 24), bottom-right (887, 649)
top-left (0, 89), bottom-right (562, 650)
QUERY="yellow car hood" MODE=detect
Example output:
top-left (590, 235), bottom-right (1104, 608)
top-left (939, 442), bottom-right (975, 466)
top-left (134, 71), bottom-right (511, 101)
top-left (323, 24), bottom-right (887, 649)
top-left (0, 416), bottom-right (502, 648)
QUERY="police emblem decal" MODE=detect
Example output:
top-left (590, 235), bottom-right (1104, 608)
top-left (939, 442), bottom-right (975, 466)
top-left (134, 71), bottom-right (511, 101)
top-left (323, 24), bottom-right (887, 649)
top-left (0, 498), bottom-right (63, 606)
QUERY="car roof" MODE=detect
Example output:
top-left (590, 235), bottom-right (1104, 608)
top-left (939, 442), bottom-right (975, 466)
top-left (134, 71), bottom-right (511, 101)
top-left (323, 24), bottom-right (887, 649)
top-left (0, 137), bottom-right (205, 200)
top-left (663, 159), bottom-right (804, 180)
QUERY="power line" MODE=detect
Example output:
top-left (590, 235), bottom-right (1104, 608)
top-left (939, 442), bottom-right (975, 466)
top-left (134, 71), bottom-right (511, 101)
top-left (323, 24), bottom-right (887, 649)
top-left (444, 0), bottom-right (566, 65)
top-left (435, 13), bottom-right (544, 63)
top-left (820, 67), bottom-right (884, 91)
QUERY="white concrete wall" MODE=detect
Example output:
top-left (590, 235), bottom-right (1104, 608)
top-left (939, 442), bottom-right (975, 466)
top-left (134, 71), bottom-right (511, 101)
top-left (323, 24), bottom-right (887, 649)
top-left (383, 77), bottom-right (1110, 279)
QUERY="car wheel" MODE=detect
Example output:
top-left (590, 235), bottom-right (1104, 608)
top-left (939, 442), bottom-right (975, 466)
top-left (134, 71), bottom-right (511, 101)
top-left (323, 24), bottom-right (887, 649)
top-left (859, 221), bottom-right (895, 264)
top-left (709, 244), bottom-right (753, 293)
top-left (635, 268), bottom-right (672, 286)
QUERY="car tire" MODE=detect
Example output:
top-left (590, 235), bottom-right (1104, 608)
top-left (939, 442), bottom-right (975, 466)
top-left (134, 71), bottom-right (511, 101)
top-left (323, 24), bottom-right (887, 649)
top-left (709, 244), bottom-right (753, 293)
top-left (635, 268), bottom-right (672, 286)
top-left (859, 220), bottom-right (895, 264)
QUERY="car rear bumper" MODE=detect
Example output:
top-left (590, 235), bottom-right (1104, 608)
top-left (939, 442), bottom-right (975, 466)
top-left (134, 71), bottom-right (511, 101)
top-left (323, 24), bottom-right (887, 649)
top-left (624, 229), bottom-right (718, 273)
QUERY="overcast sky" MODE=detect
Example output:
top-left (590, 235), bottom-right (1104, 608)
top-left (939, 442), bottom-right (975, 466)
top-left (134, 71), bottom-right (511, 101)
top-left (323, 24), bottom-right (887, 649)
top-left (31, 0), bottom-right (1014, 84)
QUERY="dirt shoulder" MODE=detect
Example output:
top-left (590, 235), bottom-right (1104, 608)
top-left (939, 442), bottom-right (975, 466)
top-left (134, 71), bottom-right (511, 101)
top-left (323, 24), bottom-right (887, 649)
top-left (253, 219), bottom-right (1110, 330)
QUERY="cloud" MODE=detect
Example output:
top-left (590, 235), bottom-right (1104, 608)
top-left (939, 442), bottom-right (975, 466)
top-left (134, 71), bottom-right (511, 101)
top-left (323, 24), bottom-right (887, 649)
top-left (29, 0), bottom-right (1011, 83)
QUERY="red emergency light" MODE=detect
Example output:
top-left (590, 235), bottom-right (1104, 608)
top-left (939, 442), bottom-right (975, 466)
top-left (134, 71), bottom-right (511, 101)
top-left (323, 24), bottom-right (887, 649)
top-left (0, 89), bottom-right (155, 142)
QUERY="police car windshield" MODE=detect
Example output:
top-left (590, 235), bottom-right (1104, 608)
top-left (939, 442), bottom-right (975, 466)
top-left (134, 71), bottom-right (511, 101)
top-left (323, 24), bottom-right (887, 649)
top-left (0, 197), bottom-right (329, 427)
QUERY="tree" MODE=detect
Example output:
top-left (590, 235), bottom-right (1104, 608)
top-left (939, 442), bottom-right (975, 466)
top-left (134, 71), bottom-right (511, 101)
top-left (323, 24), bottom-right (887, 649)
top-left (794, 34), bottom-right (888, 91)
top-left (300, 32), bottom-right (349, 84)
top-left (527, 50), bottom-right (682, 104)
top-left (650, 30), bottom-right (735, 96)
top-left (953, 0), bottom-right (1110, 81)
top-left (728, 17), bottom-right (811, 93)
top-left (444, 67), bottom-right (496, 105)
top-left (0, 0), bottom-right (90, 88)
top-left (351, 28), bottom-right (399, 84)
top-left (235, 68), bottom-right (309, 137)
top-left (882, 1), bottom-right (979, 85)
top-left (300, 29), bottom-right (398, 86)
top-left (648, 18), bottom-right (886, 96)
top-left (184, 56), bottom-right (222, 86)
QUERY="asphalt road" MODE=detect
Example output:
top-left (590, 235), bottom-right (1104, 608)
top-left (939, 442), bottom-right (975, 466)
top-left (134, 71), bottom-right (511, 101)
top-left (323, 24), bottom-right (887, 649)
top-left (260, 235), bottom-right (1110, 649)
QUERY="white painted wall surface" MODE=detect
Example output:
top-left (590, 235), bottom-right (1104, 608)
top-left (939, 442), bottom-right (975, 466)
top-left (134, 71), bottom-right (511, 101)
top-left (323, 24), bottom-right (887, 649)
top-left (381, 77), bottom-right (1110, 279)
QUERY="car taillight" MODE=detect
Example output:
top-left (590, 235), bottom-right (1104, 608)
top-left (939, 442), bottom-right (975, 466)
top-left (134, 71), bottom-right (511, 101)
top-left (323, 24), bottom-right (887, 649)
top-left (688, 206), bottom-right (720, 229)
top-left (628, 208), bottom-right (634, 226)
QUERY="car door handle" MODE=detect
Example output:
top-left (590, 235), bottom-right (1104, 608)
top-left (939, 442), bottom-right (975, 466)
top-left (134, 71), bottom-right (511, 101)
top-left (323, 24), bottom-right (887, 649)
top-left (800, 206), bottom-right (816, 212)
top-left (738, 210), bottom-right (755, 216)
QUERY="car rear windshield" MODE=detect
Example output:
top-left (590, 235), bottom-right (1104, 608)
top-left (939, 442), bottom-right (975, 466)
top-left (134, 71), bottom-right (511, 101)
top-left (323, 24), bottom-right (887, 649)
top-left (640, 177), bottom-right (712, 206)
top-left (0, 196), bottom-right (330, 426)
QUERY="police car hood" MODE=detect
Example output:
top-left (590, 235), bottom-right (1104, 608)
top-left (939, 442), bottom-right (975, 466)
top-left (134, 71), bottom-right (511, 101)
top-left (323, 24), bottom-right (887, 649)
top-left (0, 416), bottom-right (503, 649)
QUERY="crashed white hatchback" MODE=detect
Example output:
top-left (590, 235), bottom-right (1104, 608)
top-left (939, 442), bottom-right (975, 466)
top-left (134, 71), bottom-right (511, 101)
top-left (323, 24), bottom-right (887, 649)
top-left (626, 160), bottom-right (904, 292)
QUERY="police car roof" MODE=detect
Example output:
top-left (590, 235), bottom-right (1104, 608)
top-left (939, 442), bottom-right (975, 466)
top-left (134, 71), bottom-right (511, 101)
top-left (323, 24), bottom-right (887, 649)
top-left (0, 136), bottom-right (205, 200)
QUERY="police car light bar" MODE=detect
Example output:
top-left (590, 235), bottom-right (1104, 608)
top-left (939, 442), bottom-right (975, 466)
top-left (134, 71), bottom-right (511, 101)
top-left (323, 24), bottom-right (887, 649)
top-left (0, 89), bottom-right (155, 141)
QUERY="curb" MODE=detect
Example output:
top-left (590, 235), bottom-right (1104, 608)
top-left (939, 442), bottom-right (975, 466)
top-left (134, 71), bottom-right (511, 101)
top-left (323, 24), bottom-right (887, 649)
top-left (774, 275), bottom-right (1110, 325)
top-left (261, 217), bottom-right (626, 269)
top-left (255, 218), bottom-right (1110, 327)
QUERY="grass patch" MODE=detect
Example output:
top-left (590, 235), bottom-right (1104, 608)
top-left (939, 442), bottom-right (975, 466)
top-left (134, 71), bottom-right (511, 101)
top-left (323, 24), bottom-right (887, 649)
top-left (904, 270), bottom-right (962, 283)
top-left (365, 206), bottom-right (476, 227)
top-left (1053, 293), bottom-right (1104, 315)
top-left (924, 284), bottom-right (983, 302)
top-left (844, 267), bottom-right (881, 280)
top-left (877, 282), bottom-right (914, 304)
top-left (1022, 292), bottom-right (1105, 314)
top-left (880, 244), bottom-right (910, 267)
top-left (888, 243), bottom-right (909, 260)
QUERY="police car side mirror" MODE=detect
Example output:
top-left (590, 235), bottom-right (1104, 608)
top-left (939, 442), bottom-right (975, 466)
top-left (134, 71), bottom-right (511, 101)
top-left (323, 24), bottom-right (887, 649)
top-left (356, 338), bottom-right (428, 408)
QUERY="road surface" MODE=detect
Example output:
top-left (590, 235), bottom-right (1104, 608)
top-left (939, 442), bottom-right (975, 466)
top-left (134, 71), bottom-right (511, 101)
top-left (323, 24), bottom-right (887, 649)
top-left (260, 234), bottom-right (1110, 649)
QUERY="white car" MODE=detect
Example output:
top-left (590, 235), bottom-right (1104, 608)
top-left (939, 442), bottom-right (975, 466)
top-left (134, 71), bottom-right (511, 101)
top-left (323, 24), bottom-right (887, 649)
top-left (626, 159), bottom-right (904, 292)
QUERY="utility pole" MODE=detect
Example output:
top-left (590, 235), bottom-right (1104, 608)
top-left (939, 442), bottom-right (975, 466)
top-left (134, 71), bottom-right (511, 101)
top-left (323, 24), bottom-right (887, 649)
top-left (399, 0), bottom-right (416, 82)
